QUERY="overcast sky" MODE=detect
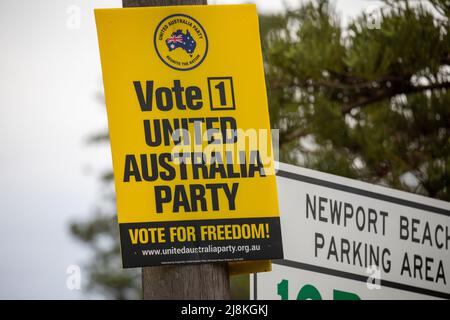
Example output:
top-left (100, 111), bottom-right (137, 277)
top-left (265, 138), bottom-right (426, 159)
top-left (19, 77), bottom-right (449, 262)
top-left (0, 0), bottom-right (383, 299)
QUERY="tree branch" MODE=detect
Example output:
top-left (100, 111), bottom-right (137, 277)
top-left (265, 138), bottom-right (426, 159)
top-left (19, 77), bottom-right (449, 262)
top-left (280, 127), bottom-right (305, 146)
top-left (342, 81), bottom-right (450, 114)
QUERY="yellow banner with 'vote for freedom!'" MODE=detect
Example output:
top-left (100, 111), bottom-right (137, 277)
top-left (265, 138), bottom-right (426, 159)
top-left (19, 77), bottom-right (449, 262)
top-left (95, 4), bottom-right (283, 270)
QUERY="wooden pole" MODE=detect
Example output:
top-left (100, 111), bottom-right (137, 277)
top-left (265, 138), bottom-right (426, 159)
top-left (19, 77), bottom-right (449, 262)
top-left (122, 0), bottom-right (231, 300)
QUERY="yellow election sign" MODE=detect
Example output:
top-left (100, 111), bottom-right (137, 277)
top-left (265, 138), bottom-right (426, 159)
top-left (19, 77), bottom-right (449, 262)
top-left (95, 4), bottom-right (283, 269)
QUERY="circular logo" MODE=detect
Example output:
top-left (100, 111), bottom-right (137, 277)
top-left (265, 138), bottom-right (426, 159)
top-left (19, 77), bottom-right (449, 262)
top-left (154, 14), bottom-right (208, 71)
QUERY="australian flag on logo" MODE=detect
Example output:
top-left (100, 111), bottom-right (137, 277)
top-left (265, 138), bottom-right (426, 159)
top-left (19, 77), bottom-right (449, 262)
top-left (166, 29), bottom-right (196, 55)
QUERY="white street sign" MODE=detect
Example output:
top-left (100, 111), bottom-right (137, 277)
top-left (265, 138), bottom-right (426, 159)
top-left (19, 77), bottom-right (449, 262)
top-left (252, 162), bottom-right (450, 299)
